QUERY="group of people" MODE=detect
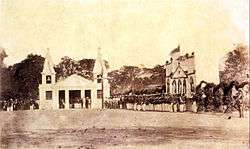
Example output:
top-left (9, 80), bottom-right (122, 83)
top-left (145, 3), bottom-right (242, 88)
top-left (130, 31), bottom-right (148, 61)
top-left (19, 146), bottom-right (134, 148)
top-left (115, 83), bottom-right (247, 118)
top-left (0, 81), bottom-right (247, 118)
top-left (59, 97), bottom-right (92, 109)
top-left (194, 82), bottom-right (246, 118)
top-left (225, 87), bottom-right (245, 118)
top-left (116, 93), bottom-right (189, 112)
top-left (0, 98), bottom-right (38, 111)
top-left (119, 93), bottom-right (186, 105)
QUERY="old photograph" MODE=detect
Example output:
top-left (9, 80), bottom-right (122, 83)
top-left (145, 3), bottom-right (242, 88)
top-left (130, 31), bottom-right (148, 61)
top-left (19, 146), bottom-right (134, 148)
top-left (0, 0), bottom-right (249, 148)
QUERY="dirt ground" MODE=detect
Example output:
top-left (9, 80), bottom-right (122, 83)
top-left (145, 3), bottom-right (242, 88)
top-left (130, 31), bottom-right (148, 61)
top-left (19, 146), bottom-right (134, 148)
top-left (0, 109), bottom-right (249, 149)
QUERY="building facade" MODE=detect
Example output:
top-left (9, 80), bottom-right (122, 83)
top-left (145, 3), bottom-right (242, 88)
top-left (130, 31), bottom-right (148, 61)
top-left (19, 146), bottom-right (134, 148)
top-left (165, 46), bottom-right (196, 98)
top-left (39, 49), bottom-right (110, 110)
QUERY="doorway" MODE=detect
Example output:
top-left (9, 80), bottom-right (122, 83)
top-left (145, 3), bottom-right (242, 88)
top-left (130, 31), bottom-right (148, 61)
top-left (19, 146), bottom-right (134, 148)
top-left (59, 90), bottom-right (65, 109)
top-left (69, 90), bottom-right (81, 109)
top-left (85, 90), bottom-right (91, 109)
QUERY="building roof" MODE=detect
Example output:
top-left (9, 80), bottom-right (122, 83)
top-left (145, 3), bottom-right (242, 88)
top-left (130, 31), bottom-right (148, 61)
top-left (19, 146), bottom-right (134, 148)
top-left (55, 74), bottom-right (95, 88)
top-left (176, 52), bottom-right (195, 60)
top-left (170, 45), bottom-right (180, 54)
top-left (172, 64), bottom-right (188, 79)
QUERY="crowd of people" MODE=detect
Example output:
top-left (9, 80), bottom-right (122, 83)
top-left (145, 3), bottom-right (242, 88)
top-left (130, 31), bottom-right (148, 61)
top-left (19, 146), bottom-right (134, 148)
top-left (0, 98), bottom-right (39, 111)
top-left (0, 81), bottom-right (248, 118)
top-left (59, 97), bottom-right (92, 109)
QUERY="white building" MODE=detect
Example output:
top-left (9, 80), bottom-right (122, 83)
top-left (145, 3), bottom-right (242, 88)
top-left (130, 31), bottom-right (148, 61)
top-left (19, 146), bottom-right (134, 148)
top-left (39, 49), bottom-right (110, 110)
top-left (165, 46), bottom-right (196, 98)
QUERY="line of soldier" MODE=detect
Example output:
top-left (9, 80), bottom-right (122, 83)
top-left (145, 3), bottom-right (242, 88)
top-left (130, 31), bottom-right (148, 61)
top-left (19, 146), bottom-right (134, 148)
top-left (116, 87), bottom-right (246, 118)
top-left (118, 93), bottom-right (190, 112)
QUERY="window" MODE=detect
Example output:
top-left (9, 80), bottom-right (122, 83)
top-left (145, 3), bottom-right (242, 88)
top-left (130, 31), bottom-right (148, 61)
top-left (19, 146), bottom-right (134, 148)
top-left (97, 74), bottom-right (102, 83)
top-left (46, 75), bottom-right (52, 84)
top-left (97, 78), bottom-right (102, 83)
top-left (190, 77), bottom-right (194, 92)
top-left (178, 79), bottom-right (182, 94)
top-left (183, 79), bottom-right (186, 94)
top-left (167, 79), bottom-right (170, 94)
top-left (85, 90), bottom-right (91, 99)
top-left (46, 91), bottom-right (52, 100)
top-left (172, 80), bottom-right (176, 94)
top-left (97, 90), bottom-right (103, 99)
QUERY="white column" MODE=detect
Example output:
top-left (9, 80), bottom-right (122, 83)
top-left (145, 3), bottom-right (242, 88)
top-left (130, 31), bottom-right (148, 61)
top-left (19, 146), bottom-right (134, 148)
top-left (51, 74), bottom-right (56, 84)
top-left (53, 89), bottom-right (59, 109)
top-left (65, 90), bottom-right (70, 109)
top-left (91, 89), bottom-right (99, 109)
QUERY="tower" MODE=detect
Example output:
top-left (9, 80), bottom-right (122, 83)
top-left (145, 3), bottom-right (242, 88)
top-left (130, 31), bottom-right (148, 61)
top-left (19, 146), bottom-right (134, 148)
top-left (93, 47), bottom-right (110, 108)
top-left (42, 48), bottom-right (56, 85)
top-left (39, 48), bottom-right (57, 110)
top-left (166, 45), bottom-right (196, 99)
top-left (93, 47), bottom-right (107, 82)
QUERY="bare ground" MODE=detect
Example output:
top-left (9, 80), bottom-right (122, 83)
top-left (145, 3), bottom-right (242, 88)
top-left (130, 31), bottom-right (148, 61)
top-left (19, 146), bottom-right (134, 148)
top-left (0, 109), bottom-right (249, 149)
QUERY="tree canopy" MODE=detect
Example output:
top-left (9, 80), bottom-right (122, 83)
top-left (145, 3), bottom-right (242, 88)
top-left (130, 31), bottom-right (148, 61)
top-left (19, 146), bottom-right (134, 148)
top-left (220, 44), bottom-right (249, 83)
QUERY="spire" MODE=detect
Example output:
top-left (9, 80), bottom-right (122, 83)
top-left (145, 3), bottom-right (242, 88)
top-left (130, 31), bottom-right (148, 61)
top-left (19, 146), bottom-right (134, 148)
top-left (97, 47), bottom-right (102, 62)
top-left (42, 48), bottom-right (55, 74)
top-left (93, 47), bottom-right (106, 75)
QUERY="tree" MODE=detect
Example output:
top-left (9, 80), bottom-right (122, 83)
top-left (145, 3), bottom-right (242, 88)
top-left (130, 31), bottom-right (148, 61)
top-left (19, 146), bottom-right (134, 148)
top-left (1, 54), bottom-right (44, 110)
top-left (0, 48), bottom-right (8, 101)
top-left (54, 57), bottom-right (97, 81)
top-left (220, 44), bottom-right (249, 83)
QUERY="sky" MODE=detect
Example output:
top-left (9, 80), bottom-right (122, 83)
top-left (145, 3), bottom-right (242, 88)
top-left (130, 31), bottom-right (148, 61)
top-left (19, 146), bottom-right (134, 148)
top-left (0, 0), bottom-right (249, 83)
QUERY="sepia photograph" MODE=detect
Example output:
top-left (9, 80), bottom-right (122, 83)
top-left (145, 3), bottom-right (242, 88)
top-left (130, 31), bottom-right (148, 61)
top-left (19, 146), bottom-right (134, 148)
top-left (0, 0), bottom-right (249, 148)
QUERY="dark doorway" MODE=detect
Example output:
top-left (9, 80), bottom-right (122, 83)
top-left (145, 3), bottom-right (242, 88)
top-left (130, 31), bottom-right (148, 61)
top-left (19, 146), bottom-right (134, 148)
top-left (59, 90), bottom-right (65, 109)
top-left (85, 90), bottom-right (91, 109)
top-left (69, 90), bottom-right (81, 109)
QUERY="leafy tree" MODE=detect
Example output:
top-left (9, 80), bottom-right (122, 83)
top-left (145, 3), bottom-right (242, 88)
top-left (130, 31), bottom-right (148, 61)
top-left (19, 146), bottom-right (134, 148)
top-left (54, 57), bottom-right (109, 81)
top-left (12, 54), bottom-right (44, 100)
top-left (0, 48), bottom-right (8, 100)
top-left (220, 44), bottom-right (249, 83)
top-left (1, 54), bottom-right (44, 109)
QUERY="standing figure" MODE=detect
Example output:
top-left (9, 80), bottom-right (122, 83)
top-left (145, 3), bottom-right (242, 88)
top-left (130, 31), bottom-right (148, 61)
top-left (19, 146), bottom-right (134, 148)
top-left (85, 97), bottom-right (88, 109)
top-left (81, 98), bottom-right (85, 109)
top-left (195, 88), bottom-right (204, 112)
top-left (235, 89), bottom-right (244, 118)
top-left (214, 87), bottom-right (224, 112)
top-left (224, 85), bottom-right (238, 113)
top-left (89, 98), bottom-right (92, 109)
top-left (85, 97), bottom-right (91, 109)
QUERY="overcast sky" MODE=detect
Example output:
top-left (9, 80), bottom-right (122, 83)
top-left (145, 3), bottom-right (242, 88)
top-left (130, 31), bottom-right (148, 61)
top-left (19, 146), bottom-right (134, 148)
top-left (0, 0), bottom-right (249, 83)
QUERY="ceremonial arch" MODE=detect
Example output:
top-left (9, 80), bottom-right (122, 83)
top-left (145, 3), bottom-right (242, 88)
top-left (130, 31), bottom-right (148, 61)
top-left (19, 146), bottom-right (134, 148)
top-left (39, 49), bottom-right (110, 110)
